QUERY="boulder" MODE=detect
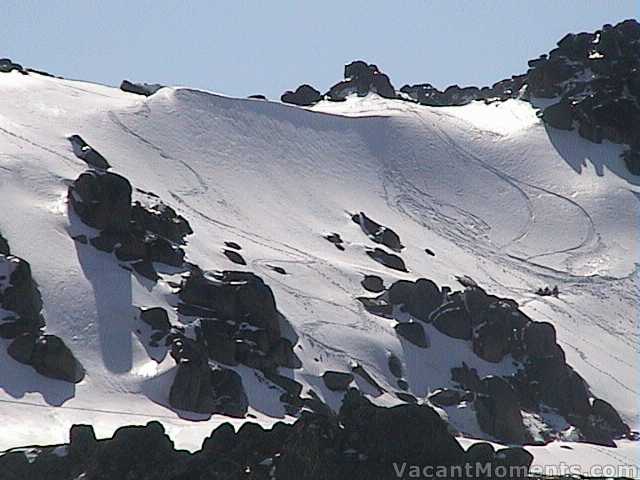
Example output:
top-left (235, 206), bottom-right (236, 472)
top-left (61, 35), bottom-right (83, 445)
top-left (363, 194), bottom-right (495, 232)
top-left (130, 201), bottom-right (193, 244)
top-left (433, 306), bottom-right (472, 340)
top-left (475, 376), bottom-right (526, 443)
top-left (394, 321), bottom-right (429, 348)
top-left (472, 302), bottom-right (514, 363)
top-left (523, 321), bottom-right (557, 358)
top-left (69, 424), bottom-right (98, 460)
top-left (361, 274), bottom-right (384, 293)
top-left (1, 256), bottom-right (43, 326)
top-left (210, 366), bottom-right (248, 418)
top-left (68, 170), bottom-right (132, 232)
top-left (169, 359), bottom-right (216, 414)
top-left (31, 334), bottom-right (86, 383)
top-left (352, 212), bottom-right (403, 251)
top-left (222, 249), bottom-right (246, 265)
top-left (281, 84), bottom-right (322, 106)
top-left (428, 388), bottom-right (466, 407)
top-left (139, 307), bottom-right (171, 333)
top-left (366, 248), bottom-right (407, 272)
top-left (68, 135), bottom-right (111, 170)
top-left (120, 80), bottom-right (163, 96)
top-left (0, 233), bottom-right (9, 255)
top-left (451, 363), bottom-right (482, 391)
top-left (541, 101), bottom-right (574, 130)
top-left (494, 447), bottom-right (534, 478)
top-left (322, 371), bottom-right (354, 391)
top-left (388, 353), bottom-right (403, 378)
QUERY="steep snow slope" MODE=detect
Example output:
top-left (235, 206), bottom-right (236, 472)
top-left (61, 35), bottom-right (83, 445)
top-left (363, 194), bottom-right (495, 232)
top-left (0, 71), bottom-right (637, 473)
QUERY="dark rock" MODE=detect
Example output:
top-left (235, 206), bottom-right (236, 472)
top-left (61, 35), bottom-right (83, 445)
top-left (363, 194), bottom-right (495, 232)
top-left (589, 398), bottom-right (631, 437)
top-left (394, 321), bottom-right (429, 348)
top-left (472, 302), bottom-right (514, 363)
top-left (352, 212), bottom-right (403, 251)
top-left (131, 260), bottom-right (159, 281)
top-left (523, 321), bottom-right (557, 358)
top-left (200, 319), bottom-right (238, 366)
top-left (268, 264), bottom-right (287, 274)
top-left (210, 366), bottom-right (248, 418)
top-left (224, 241), bottom-right (242, 250)
top-left (475, 376), bottom-right (526, 443)
top-left (0, 321), bottom-right (23, 339)
top-left (433, 306), bottom-right (472, 340)
top-left (120, 80), bottom-right (163, 96)
top-left (339, 389), bottom-right (465, 469)
top-left (68, 170), bottom-right (132, 232)
top-left (361, 274), bottom-right (384, 293)
top-left (428, 388), bottom-right (465, 407)
top-left (222, 249), bottom-right (246, 265)
top-left (0, 58), bottom-right (24, 74)
top-left (451, 363), bottom-right (482, 391)
top-left (248, 94), bottom-right (267, 100)
top-left (265, 371), bottom-right (303, 398)
top-left (388, 353), bottom-right (403, 378)
top-left (31, 334), bottom-right (85, 383)
top-left (542, 101), bottom-right (574, 130)
top-left (268, 337), bottom-right (300, 369)
top-left (0, 233), bottom-right (9, 255)
top-left (494, 447), bottom-right (534, 478)
top-left (622, 146), bottom-right (640, 175)
top-left (69, 424), bottom-right (98, 460)
top-left (328, 61), bottom-right (397, 101)
top-left (169, 358), bottom-right (215, 414)
top-left (68, 135), bottom-right (111, 170)
top-left (322, 371), bottom-right (354, 391)
top-left (425, 248), bottom-right (435, 256)
top-left (397, 378), bottom-right (409, 391)
top-left (1, 256), bottom-right (43, 326)
top-left (71, 234), bottom-right (87, 244)
top-left (7, 332), bottom-right (36, 364)
top-left (139, 307), bottom-right (171, 333)
top-left (356, 295), bottom-right (393, 318)
top-left (464, 442), bottom-right (495, 473)
top-left (366, 247), bottom-right (407, 272)
top-left (130, 201), bottom-right (192, 244)
top-left (281, 84), bottom-right (322, 106)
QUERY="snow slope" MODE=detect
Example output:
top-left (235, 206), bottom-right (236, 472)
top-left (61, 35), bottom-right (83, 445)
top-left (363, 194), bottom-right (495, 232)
top-left (0, 71), bottom-right (638, 474)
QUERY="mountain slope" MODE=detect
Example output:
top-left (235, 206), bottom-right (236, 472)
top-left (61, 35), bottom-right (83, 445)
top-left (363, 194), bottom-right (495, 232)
top-left (0, 70), bottom-right (638, 474)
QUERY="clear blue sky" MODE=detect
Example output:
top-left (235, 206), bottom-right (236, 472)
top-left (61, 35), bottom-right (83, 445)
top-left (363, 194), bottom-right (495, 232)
top-left (4, 1), bottom-right (638, 99)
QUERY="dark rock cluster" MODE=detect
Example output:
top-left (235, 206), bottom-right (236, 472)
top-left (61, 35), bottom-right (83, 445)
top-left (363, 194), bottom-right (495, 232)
top-left (0, 389), bottom-right (537, 480)
top-left (352, 211), bottom-right (403, 252)
top-left (357, 275), bottom-right (631, 446)
top-left (280, 19), bottom-right (640, 175)
top-left (0, 58), bottom-right (26, 74)
top-left (68, 168), bottom-right (193, 279)
top-left (0, 234), bottom-right (84, 383)
top-left (119, 80), bottom-right (164, 96)
top-left (531, 19), bottom-right (640, 172)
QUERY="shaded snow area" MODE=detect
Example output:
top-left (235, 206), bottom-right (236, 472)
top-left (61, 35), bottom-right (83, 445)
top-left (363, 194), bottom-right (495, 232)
top-left (0, 70), bottom-right (638, 475)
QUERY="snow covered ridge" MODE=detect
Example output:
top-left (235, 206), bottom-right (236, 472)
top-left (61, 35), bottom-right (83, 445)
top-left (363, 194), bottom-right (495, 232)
top-left (283, 19), bottom-right (640, 175)
top-left (0, 24), bottom-right (639, 477)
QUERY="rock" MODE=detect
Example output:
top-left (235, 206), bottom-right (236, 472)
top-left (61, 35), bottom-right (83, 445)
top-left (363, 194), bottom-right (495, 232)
top-left (328, 61), bottom-right (397, 101)
top-left (265, 371), bottom-right (303, 398)
top-left (130, 201), bottom-right (193, 244)
top-left (425, 248), bottom-right (435, 256)
top-left (267, 337), bottom-right (300, 369)
top-left (589, 398), bottom-right (631, 437)
top-left (0, 321), bottom-right (23, 339)
top-left (210, 366), bottom-right (248, 418)
top-left (268, 264), bottom-right (287, 275)
top-left (0, 58), bottom-right (24, 74)
top-left (139, 307), bottom-right (171, 333)
top-left (169, 358), bottom-right (216, 414)
top-left (451, 363), bottom-right (482, 391)
top-left (324, 232), bottom-right (344, 250)
top-left (248, 94), bottom-right (267, 100)
top-left (68, 170), bottom-right (132, 232)
top-left (339, 389), bottom-right (465, 469)
top-left (322, 371), bottom-right (354, 391)
top-left (409, 278), bottom-right (442, 321)
top-left (200, 319), bottom-right (238, 366)
top-left (475, 376), bottom-right (526, 444)
top-left (352, 212), bottom-right (403, 251)
top-left (394, 321), bottom-right (429, 348)
top-left (224, 241), bottom-right (242, 250)
top-left (0, 233), bottom-right (9, 255)
top-left (31, 334), bottom-right (85, 383)
top-left (69, 424), bottom-right (98, 460)
top-left (387, 280), bottom-right (415, 305)
top-left (131, 260), bottom-right (159, 281)
top-left (464, 442), bottom-right (495, 474)
top-left (388, 353), bottom-right (403, 378)
top-left (433, 306), bottom-right (472, 340)
top-left (361, 274), bottom-right (384, 293)
top-left (366, 248), bottom-right (407, 272)
top-left (428, 388), bottom-right (466, 407)
top-left (1, 256), bottom-right (43, 326)
top-left (541, 101), bottom-right (574, 130)
top-left (356, 295), bottom-right (393, 318)
top-left (523, 321), bottom-right (557, 358)
top-left (7, 332), bottom-right (36, 364)
top-left (68, 135), bottom-right (111, 170)
top-left (494, 447), bottom-right (534, 478)
top-left (120, 80), bottom-right (163, 96)
top-left (622, 146), bottom-right (640, 175)
top-left (281, 84), bottom-right (322, 106)
top-left (472, 302), bottom-right (514, 363)
top-left (222, 249), bottom-right (246, 265)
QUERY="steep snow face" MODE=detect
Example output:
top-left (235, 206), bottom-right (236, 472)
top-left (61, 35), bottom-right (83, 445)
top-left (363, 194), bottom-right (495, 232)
top-left (0, 71), bottom-right (638, 473)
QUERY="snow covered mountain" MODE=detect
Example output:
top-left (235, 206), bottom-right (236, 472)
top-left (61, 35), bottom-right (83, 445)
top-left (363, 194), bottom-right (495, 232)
top-left (0, 20), bottom-right (639, 479)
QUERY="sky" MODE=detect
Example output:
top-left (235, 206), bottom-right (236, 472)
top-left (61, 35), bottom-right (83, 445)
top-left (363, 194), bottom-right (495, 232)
top-left (4, 1), bottom-right (638, 99)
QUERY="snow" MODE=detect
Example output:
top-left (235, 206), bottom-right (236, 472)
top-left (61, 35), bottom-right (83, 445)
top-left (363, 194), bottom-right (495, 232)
top-left (0, 71), bottom-right (637, 475)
